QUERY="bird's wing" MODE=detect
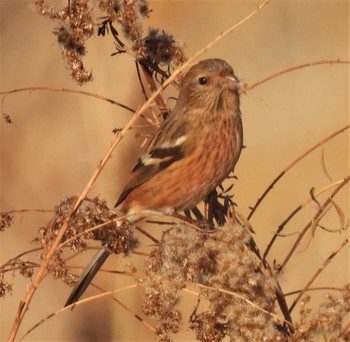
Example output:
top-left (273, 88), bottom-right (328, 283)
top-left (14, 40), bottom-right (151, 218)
top-left (115, 117), bottom-right (188, 207)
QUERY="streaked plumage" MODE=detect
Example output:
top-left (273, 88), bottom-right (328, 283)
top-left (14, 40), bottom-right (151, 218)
top-left (116, 58), bottom-right (243, 213)
top-left (65, 58), bottom-right (243, 307)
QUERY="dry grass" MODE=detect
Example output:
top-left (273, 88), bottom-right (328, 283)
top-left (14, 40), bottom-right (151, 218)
top-left (1, 1), bottom-right (349, 341)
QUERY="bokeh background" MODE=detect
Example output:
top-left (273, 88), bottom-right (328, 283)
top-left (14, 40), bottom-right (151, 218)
top-left (1, 0), bottom-right (349, 340)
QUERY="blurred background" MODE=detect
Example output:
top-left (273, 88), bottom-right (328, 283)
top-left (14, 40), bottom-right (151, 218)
top-left (1, 0), bottom-right (349, 340)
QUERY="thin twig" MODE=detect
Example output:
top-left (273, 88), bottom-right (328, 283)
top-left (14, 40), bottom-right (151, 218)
top-left (20, 281), bottom-right (161, 341)
top-left (0, 248), bottom-right (43, 271)
top-left (92, 284), bottom-right (159, 335)
top-left (248, 124), bottom-right (350, 220)
top-left (263, 178), bottom-right (348, 260)
top-left (289, 234), bottom-right (350, 313)
top-left (285, 286), bottom-right (343, 297)
top-left (244, 60), bottom-right (350, 92)
top-left (57, 214), bottom-right (128, 250)
top-left (139, 62), bottom-right (168, 120)
top-left (135, 61), bottom-right (148, 102)
top-left (55, 279), bottom-right (291, 329)
top-left (0, 209), bottom-right (53, 215)
top-left (339, 320), bottom-right (350, 337)
top-left (0, 87), bottom-right (135, 113)
top-left (277, 176), bottom-right (349, 275)
top-left (7, 3), bottom-right (272, 339)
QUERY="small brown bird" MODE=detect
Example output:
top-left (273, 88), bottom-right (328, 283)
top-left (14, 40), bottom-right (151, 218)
top-left (65, 58), bottom-right (243, 307)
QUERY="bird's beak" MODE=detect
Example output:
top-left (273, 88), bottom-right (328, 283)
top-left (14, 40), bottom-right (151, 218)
top-left (225, 75), bottom-right (239, 84)
top-left (223, 74), bottom-right (239, 90)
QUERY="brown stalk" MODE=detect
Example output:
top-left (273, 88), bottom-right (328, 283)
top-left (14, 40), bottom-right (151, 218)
top-left (248, 124), bottom-right (350, 220)
top-left (244, 60), bottom-right (350, 92)
top-left (7, 2), bottom-right (273, 339)
top-left (277, 176), bottom-right (349, 275)
top-left (289, 234), bottom-right (350, 313)
top-left (0, 87), bottom-right (135, 113)
top-left (0, 248), bottom-right (43, 271)
top-left (20, 280), bottom-right (158, 341)
top-left (0, 209), bottom-right (53, 214)
top-left (139, 62), bottom-right (168, 119)
top-left (263, 178), bottom-right (348, 260)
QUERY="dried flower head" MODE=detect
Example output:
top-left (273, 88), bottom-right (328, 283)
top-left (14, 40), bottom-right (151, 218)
top-left (33, 196), bottom-right (139, 285)
top-left (32, 0), bottom-right (94, 84)
top-left (138, 28), bottom-right (186, 68)
top-left (0, 276), bottom-right (13, 298)
top-left (142, 221), bottom-right (285, 341)
top-left (0, 213), bottom-right (13, 231)
top-left (294, 285), bottom-right (350, 341)
top-left (36, 196), bottom-right (138, 254)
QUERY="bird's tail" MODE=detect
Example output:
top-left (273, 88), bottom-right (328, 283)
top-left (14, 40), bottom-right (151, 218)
top-left (65, 248), bottom-right (111, 307)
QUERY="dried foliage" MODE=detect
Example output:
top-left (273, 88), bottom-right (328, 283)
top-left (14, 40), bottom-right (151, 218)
top-left (32, 0), bottom-right (94, 84)
top-left (31, 0), bottom-right (186, 85)
top-left (0, 212), bottom-right (13, 231)
top-left (35, 196), bottom-right (138, 254)
top-left (1, 1), bottom-right (349, 341)
top-left (143, 223), bottom-right (284, 341)
top-left (35, 196), bottom-right (139, 285)
top-left (0, 196), bottom-right (139, 295)
top-left (293, 287), bottom-right (350, 341)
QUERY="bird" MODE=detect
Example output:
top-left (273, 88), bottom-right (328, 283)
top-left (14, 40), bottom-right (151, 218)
top-left (65, 58), bottom-right (243, 307)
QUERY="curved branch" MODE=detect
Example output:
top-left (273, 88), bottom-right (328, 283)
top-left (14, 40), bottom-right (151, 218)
top-left (244, 60), bottom-right (350, 92)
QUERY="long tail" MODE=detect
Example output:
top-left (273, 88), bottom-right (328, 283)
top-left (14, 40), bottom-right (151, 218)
top-left (65, 248), bottom-right (111, 307)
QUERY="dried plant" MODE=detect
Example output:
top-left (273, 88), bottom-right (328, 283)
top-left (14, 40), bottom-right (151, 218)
top-left (1, 1), bottom-right (349, 341)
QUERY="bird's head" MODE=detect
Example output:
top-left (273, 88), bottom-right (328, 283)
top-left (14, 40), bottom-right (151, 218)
top-left (176, 58), bottom-right (241, 114)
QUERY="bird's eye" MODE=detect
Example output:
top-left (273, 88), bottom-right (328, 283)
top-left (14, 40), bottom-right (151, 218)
top-left (198, 76), bottom-right (207, 85)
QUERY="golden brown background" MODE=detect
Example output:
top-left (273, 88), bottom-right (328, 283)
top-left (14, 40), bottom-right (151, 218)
top-left (1, 0), bottom-right (349, 340)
